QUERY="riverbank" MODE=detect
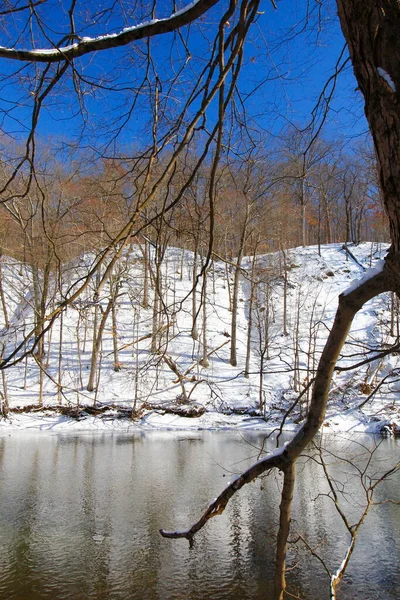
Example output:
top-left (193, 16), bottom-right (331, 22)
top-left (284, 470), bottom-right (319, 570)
top-left (0, 399), bottom-right (398, 435)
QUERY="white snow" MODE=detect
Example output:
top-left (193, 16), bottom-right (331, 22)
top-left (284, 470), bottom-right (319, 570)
top-left (342, 259), bottom-right (385, 296)
top-left (0, 242), bottom-right (399, 436)
top-left (377, 67), bottom-right (396, 92)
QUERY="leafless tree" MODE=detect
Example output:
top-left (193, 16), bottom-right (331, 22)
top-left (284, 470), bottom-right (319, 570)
top-left (0, 0), bottom-right (261, 369)
top-left (160, 2), bottom-right (400, 598)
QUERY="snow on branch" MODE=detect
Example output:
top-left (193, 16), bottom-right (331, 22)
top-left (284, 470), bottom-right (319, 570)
top-left (377, 67), bottom-right (396, 92)
top-left (0, 0), bottom-right (219, 63)
top-left (342, 260), bottom-right (385, 297)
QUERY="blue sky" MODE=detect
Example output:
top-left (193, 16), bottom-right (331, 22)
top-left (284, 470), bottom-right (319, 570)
top-left (0, 0), bottom-right (368, 158)
top-left (240, 1), bottom-right (367, 141)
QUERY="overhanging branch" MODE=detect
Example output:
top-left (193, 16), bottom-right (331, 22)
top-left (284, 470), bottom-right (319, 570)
top-left (160, 446), bottom-right (288, 543)
top-left (0, 0), bottom-right (221, 63)
top-left (160, 265), bottom-right (392, 543)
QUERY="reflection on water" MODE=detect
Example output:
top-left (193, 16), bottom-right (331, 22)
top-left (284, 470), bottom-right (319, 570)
top-left (0, 431), bottom-right (398, 600)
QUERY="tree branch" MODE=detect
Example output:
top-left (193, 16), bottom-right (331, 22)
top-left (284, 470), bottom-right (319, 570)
top-left (160, 264), bottom-right (392, 542)
top-left (0, 0), bottom-right (221, 63)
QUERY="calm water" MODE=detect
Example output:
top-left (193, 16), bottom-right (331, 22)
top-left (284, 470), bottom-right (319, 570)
top-left (0, 430), bottom-right (398, 600)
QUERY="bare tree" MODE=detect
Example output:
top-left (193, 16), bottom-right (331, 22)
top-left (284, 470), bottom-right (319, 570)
top-left (160, 2), bottom-right (400, 599)
top-left (0, 0), bottom-right (261, 370)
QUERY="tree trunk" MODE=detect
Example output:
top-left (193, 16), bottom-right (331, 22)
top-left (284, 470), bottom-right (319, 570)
top-left (244, 251), bottom-right (257, 378)
top-left (57, 309), bottom-right (63, 404)
top-left (111, 278), bottom-right (121, 371)
top-left (280, 246), bottom-right (289, 337)
top-left (230, 200), bottom-right (250, 367)
top-left (31, 261), bottom-right (51, 365)
top-left (229, 261), bottom-right (241, 366)
top-left (322, 193), bottom-right (332, 245)
top-left (32, 264), bottom-right (43, 356)
top-left (345, 197), bottom-right (351, 245)
top-left (151, 270), bottom-right (162, 354)
top-left (274, 463), bottom-right (296, 600)
top-left (225, 262), bottom-right (233, 312)
top-left (0, 255), bottom-right (9, 329)
top-left (142, 236), bottom-right (150, 309)
top-left (337, 1), bottom-right (400, 265)
top-left (200, 265), bottom-right (209, 368)
top-left (191, 236), bottom-right (199, 341)
top-left (87, 299), bottom-right (113, 392)
top-left (0, 344), bottom-right (9, 416)
top-left (300, 175), bottom-right (307, 247)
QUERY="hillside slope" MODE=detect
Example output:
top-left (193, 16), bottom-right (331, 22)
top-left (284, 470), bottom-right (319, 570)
top-left (0, 242), bottom-right (399, 434)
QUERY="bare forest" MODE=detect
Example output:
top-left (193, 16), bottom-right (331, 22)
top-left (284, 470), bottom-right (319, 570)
top-left (0, 137), bottom-right (389, 411)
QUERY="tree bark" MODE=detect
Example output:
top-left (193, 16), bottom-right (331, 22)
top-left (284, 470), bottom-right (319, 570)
top-left (142, 237), bottom-right (150, 309)
top-left (87, 299), bottom-right (113, 392)
top-left (230, 199), bottom-right (250, 366)
top-left (191, 237), bottom-right (199, 341)
top-left (244, 251), bottom-right (257, 378)
top-left (274, 463), bottom-right (296, 600)
top-left (337, 0), bottom-right (400, 266)
top-left (0, 255), bottom-right (9, 329)
top-left (200, 265), bottom-right (209, 368)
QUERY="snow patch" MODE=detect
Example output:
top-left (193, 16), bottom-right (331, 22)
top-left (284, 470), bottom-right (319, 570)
top-left (342, 259), bottom-right (385, 296)
top-left (377, 67), bottom-right (396, 92)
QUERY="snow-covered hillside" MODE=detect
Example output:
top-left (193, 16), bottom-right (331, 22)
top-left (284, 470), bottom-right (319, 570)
top-left (0, 242), bottom-right (399, 434)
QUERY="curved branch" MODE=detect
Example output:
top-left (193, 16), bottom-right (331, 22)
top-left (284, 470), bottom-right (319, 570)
top-left (0, 0), bottom-right (220, 63)
top-left (160, 446), bottom-right (288, 544)
top-left (160, 263), bottom-right (392, 542)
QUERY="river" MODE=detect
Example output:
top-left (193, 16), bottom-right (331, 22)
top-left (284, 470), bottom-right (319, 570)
top-left (0, 431), bottom-right (398, 599)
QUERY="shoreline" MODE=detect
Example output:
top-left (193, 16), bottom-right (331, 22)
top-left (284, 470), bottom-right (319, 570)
top-left (0, 403), bottom-right (398, 436)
